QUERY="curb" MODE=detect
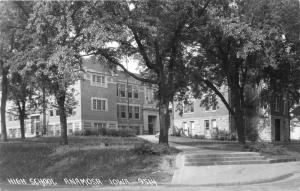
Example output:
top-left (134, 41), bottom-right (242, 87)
top-left (165, 172), bottom-right (295, 187)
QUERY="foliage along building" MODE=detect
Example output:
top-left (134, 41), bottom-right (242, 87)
top-left (1, 56), bottom-right (160, 138)
top-left (173, 85), bottom-right (291, 142)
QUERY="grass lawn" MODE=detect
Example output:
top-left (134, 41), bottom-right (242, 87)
top-left (0, 136), bottom-right (179, 185)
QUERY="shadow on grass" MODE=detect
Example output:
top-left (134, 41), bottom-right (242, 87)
top-left (0, 136), bottom-right (178, 184)
top-left (0, 143), bottom-right (161, 184)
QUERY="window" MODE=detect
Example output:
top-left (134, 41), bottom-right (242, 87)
top-left (212, 102), bottom-right (217, 111)
top-left (128, 106), bottom-right (133, 118)
top-left (49, 110), bottom-right (54, 117)
top-left (184, 102), bottom-right (194, 113)
top-left (134, 106), bottom-right (140, 119)
top-left (68, 108), bottom-right (73, 115)
top-left (94, 122), bottom-right (106, 128)
top-left (204, 120), bottom-right (210, 130)
top-left (84, 122), bottom-right (92, 128)
top-left (146, 88), bottom-right (155, 104)
top-left (92, 74), bottom-right (106, 87)
top-left (120, 105), bottom-right (126, 118)
top-left (190, 121), bottom-right (195, 134)
top-left (205, 105), bottom-right (210, 111)
top-left (128, 85), bottom-right (133, 98)
top-left (283, 100), bottom-right (287, 115)
top-left (211, 119), bottom-right (217, 129)
top-left (133, 86), bottom-right (139, 99)
top-left (122, 84), bottom-right (139, 99)
top-left (56, 109), bottom-right (60, 116)
top-left (92, 98), bottom-right (107, 111)
top-left (118, 84), bottom-right (126, 98)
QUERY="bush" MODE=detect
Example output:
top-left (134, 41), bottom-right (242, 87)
top-left (73, 130), bottom-right (83, 136)
top-left (106, 128), bottom-right (135, 137)
top-left (75, 128), bottom-right (135, 137)
top-left (210, 129), bottom-right (235, 141)
top-left (244, 142), bottom-right (287, 155)
top-left (171, 128), bottom-right (182, 136)
top-left (132, 142), bottom-right (179, 155)
top-left (194, 135), bottom-right (206, 139)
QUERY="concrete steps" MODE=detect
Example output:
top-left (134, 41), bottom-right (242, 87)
top-left (184, 152), bottom-right (296, 166)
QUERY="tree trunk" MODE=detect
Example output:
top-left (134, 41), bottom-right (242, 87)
top-left (19, 110), bottom-right (25, 139)
top-left (234, 110), bottom-right (245, 144)
top-left (158, 101), bottom-right (170, 145)
top-left (1, 64), bottom-right (8, 142)
top-left (228, 73), bottom-right (246, 144)
top-left (42, 87), bottom-right (47, 135)
top-left (57, 93), bottom-right (68, 145)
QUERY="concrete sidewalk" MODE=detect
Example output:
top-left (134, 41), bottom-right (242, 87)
top-left (170, 141), bottom-right (300, 186)
top-left (172, 158), bottom-right (300, 185)
top-left (138, 135), bottom-right (300, 186)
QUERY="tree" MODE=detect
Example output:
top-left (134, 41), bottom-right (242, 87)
top-left (28, 1), bottom-right (83, 145)
top-left (80, 0), bottom-right (212, 144)
top-left (8, 59), bottom-right (35, 139)
top-left (187, 0), bottom-right (300, 143)
top-left (0, 1), bottom-right (32, 141)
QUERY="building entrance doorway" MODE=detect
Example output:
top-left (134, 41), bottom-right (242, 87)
top-left (275, 119), bottom-right (281, 141)
top-left (31, 116), bottom-right (40, 136)
top-left (148, 116), bottom-right (156, 135)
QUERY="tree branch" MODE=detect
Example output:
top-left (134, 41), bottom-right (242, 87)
top-left (129, 26), bottom-right (160, 72)
top-left (94, 49), bottom-right (157, 84)
top-left (192, 72), bottom-right (236, 117)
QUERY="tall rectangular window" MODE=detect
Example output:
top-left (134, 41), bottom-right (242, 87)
top-left (127, 85), bottom-right (133, 98)
top-left (128, 106), bottom-right (133, 118)
top-left (134, 106), bottom-right (140, 119)
top-left (120, 105), bottom-right (126, 118)
top-left (92, 98), bottom-right (107, 111)
top-left (146, 88), bottom-right (154, 104)
top-left (133, 86), bottom-right (139, 99)
top-left (49, 110), bottom-right (54, 117)
top-left (204, 120), bottom-right (210, 130)
top-left (118, 84), bottom-right (126, 98)
top-left (283, 100), bottom-right (287, 115)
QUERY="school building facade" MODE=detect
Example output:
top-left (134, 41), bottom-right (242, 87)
top-left (173, 86), bottom-right (291, 142)
top-left (2, 57), bottom-right (160, 138)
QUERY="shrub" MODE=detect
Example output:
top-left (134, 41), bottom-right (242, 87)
top-left (81, 128), bottom-right (99, 136)
top-left (73, 130), bottom-right (83, 136)
top-left (171, 128), bottom-right (182, 136)
top-left (244, 142), bottom-right (287, 155)
top-left (76, 128), bottom-right (135, 137)
top-left (106, 128), bottom-right (135, 137)
top-left (132, 142), bottom-right (179, 155)
top-left (210, 129), bottom-right (234, 141)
